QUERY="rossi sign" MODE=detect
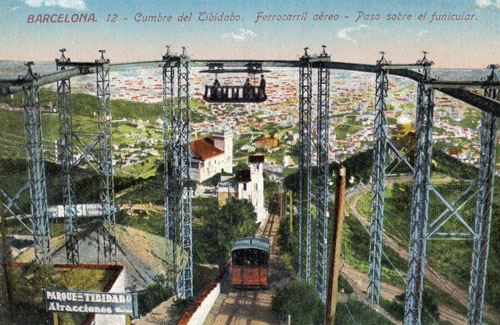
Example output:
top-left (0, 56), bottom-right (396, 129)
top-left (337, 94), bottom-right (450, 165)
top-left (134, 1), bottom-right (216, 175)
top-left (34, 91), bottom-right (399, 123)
top-left (43, 289), bottom-right (138, 317)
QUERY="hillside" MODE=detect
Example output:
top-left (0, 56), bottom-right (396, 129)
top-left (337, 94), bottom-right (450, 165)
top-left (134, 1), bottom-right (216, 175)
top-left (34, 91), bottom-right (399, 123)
top-left (15, 224), bottom-right (186, 290)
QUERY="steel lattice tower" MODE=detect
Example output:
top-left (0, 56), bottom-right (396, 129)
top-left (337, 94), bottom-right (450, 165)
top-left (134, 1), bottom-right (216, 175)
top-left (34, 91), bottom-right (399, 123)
top-left (56, 49), bottom-right (79, 264)
top-left (367, 53), bottom-right (389, 306)
top-left (95, 50), bottom-right (116, 264)
top-left (162, 47), bottom-right (179, 293)
top-left (23, 62), bottom-right (51, 263)
top-left (404, 56), bottom-right (434, 325)
top-left (314, 46), bottom-right (331, 302)
top-left (177, 50), bottom-right (193, 299)
top-left (467, 70), bottom-right (499, 324)
top-left (298, 48), bottom-right (313, 282)
top-left (162, 47), bottom-right (193, 299)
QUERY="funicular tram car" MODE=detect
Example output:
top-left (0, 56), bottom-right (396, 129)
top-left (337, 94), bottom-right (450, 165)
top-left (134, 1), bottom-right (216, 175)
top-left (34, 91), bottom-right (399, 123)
top-left (230, 236), bottom-right (270, 288)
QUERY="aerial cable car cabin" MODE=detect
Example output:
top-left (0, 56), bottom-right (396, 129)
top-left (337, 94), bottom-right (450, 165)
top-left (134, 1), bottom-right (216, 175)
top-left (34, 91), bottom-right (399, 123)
top-left (202, 63), bottom-right (269, 103)
top-left (231, 236), bottom-right (270, 288)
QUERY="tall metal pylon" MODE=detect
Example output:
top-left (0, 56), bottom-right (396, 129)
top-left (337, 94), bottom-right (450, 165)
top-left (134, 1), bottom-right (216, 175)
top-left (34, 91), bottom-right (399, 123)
top-left (314, 45), bottom-right (331, 302)
top-left (178, 47), bottom-right (193, 299)
top-left (367, 52), bottom-right (389, 306)
top-left (298, 47), bottom-right (313, 282)
top-left (162, 47), bottom-right (193, 299)
top-left (162, 45), bottom-right (179, 293)
top-left (467, 65), bottom-right (499, 325)
top-left (56, 49), bottom-right (79, 264)
top-left (404, 52), bottom-right (434, 325)
top-left (23, 62), bottom-right (51, 263)
top-left (95, 50), bottom-right (116, 264)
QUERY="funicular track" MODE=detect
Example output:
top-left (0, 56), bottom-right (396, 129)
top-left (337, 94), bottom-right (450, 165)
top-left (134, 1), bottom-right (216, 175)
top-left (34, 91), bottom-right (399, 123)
top-left (203, 213), bottom-right (283, 325)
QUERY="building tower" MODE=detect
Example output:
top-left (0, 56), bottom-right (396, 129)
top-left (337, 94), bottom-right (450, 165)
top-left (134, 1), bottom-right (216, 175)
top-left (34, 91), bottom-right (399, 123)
top-left (248, 155), bottom-right (266, 224)
top-left (213, 129), bottom-right (233, 174)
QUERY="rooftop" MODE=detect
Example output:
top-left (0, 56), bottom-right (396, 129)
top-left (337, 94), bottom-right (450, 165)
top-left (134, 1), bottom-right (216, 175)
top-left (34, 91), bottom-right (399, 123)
top-left (231, 236), bottom-right (270, 253)
top-left (256, 137), bottom-right (277, 142)
top-left (249, 155), bottom-right (265, 163)
top-left (190, 137), bottom-right (224, 160)
top-left (235, 170), bottom-right (251, 183)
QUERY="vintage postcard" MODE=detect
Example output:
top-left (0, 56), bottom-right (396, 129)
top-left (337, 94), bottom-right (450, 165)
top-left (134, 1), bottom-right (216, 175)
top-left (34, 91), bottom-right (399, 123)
top-left (0, 0), bottom-right (499, 324)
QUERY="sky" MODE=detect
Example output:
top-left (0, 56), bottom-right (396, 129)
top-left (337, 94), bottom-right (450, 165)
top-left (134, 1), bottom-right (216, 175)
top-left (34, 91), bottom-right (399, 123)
top-left (0, 0), bottom-right (499, 68)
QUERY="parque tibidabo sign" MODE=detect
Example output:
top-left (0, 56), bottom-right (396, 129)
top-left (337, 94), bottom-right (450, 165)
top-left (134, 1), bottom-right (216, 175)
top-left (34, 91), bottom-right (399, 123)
top-left (43, 289), bottom-right (138, 317)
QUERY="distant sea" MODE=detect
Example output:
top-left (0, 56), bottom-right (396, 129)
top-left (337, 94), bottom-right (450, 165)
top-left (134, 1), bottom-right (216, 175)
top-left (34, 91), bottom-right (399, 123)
top-left (0, 60), bottom-right (55, 79)
top-left (0, 60), bottom-right (493, 83)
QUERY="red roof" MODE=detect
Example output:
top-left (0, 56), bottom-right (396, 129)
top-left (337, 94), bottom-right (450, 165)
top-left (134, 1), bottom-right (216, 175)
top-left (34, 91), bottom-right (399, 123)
top-left (256, 137), bottom-right (277, 143)
top-left (190, 137), bottom-right (224, 161)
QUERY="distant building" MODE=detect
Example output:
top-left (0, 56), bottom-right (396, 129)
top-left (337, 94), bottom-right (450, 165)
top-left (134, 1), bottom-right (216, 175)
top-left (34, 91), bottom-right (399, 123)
top-left (283, 153), bottom-right (295, 168)
top-left (394, 115), bottom-right (416, 150)
top-left (395, 115), bottom-right (412, 136)
top-left (190, 130), bottom-right (233, 182)
top-left (217, 175), bottom-right (237, 206)
top-left (255, 136), bottom-right (279, 150)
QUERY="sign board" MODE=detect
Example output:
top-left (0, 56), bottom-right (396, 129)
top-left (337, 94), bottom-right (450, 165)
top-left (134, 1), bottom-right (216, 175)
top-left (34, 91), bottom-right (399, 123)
top-left (43, 289), bottom-right (138, 317)
top-left (47, 203), bottom-right (112, 218)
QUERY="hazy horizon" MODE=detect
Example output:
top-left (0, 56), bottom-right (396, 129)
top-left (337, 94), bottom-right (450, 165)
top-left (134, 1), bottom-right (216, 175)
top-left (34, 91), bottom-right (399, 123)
top-left (1, 0), bottom-right (499, 69)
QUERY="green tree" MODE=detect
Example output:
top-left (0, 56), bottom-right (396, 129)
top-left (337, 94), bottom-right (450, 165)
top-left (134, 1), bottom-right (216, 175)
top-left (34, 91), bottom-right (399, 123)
top-left (276, 214), bottom-right (296, 258)
top-left (383, 291), bottom-right (439, 323)
top-left (0, 205), bottom-right (17, 322)
top-left (199, 199), bottom-right (258, 269)
top-left (13, 264), bottom-right (57, 324)
top-left (137, 274), bottom-right (173, 315)
top-left (272, 280), bottom-right (324, 325)
top-left (233, 161), bottom-right (249, 173)
top-left (264, 177), bottom-right (280, 214)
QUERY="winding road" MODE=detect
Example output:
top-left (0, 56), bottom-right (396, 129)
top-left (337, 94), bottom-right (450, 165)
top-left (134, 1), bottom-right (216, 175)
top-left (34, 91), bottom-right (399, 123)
top-left (344, 177), bottom-right (497, 324)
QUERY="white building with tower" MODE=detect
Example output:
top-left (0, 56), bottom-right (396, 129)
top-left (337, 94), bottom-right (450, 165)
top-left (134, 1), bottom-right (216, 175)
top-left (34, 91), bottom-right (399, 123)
top-left (190, 130), bottom-right (233, 182)
top-left (234, 155), bottom-right (267, 224)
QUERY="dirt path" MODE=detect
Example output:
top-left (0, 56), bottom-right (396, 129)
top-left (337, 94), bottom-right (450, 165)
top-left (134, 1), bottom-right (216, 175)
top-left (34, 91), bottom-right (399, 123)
top-left (338, 262), bottom-right (401, 324)
top-left (132, 297), bottom-right (176, 325)
top-left (340, 261), bottom-right (468, 324)
top-left (346, 178), bottom-right (496, 324)
top-left (119, 202), bottom-right (164, 213)
top-left (203, 214), bottom-right (286, 325)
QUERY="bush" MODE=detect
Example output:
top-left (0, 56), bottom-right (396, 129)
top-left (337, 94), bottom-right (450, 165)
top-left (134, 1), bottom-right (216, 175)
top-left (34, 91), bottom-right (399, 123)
top-left (382, 291), bottom-right (439, 323)
top-left (272, 280), bottom-right (324, 325)
top-left (137, 274), bottom-right (173, 315)
top-left (338, 274), bottom-right (354, 294)
top-left (335, 300), bottom-right (392, 324)
top-left (0, 264), bottom-right (58, 324)
top-left (169, 297), bottom-right (194, 319)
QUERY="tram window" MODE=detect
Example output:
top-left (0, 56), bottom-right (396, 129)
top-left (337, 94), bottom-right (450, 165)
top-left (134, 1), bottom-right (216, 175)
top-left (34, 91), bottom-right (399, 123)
top-left (233, 250), bottom-right (244, 266)
top-left (233, 248), bottom-right (268, 267)
top-left (254, 250), bottom-right (261, 266)
top-left (258, 250), bottom-right (268, 266)
top-left (248, 249), bottom-right (267, 266)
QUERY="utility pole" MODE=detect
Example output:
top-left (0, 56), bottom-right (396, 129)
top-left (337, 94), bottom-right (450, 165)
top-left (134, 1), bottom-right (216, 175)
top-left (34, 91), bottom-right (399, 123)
top-left (325, 166), bottom-right (346, 324)
top-left (289, 190), bottom-right (293, 233)
top-left (279, 184), bottom-right (284, 219)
